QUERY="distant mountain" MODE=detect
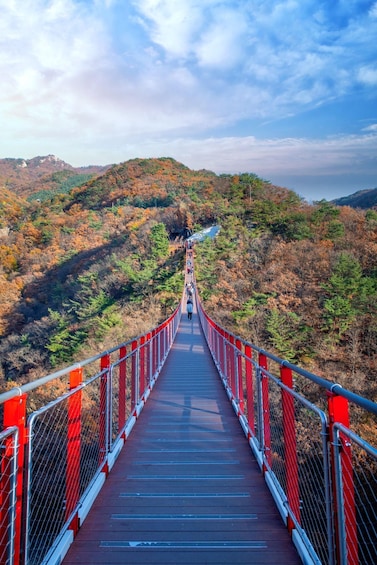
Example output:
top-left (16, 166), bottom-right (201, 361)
top-left (332, 187), bottom-right (377, 209)
top-left (0, 155), bottom-right (110, 198)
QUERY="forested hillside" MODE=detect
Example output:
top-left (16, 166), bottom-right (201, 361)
top-left (332, 187), bottom-right (377, 209)
top-left (1, 157), bottom-right (376, 416)
top-left (0, 154), bottom-right (109, 198)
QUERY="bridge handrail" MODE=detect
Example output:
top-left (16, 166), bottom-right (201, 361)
top-left (196, 290), bottom-right (377, 565)
top-left (199, 305), bottom-right (377, 416)
top-left (0, 300), bottom-right (182, 565)
top-left (0, 305), bottom-right (181, 406)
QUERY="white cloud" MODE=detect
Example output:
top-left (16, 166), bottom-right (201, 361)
top-left (157, 133), bottom-right (377, 177)
top-left (357, 66), bottom-right (377, 86)
top-left (132, 0), bottom-right (205, 58)
top-left (195, 7), bottom-right (248, 68)
top-left (0, 0), bottom-right (376, 202)
top-left (1, 0), bottom-right (375, 137)
top-left (0, 0), bottom-right (110, 96)
top-left (369, 2), bottom-right (377, 18)
top-left (363, 124), bottom-right (377, 132)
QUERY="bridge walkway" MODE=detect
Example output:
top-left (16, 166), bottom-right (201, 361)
top-left (63, 302), bottom-right (302, 565)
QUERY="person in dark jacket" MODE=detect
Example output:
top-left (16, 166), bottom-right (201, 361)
top-left (187, 298), bottom-right (193, 320)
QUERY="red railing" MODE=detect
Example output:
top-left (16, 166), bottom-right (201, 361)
top-left (0, 303), bottom-right (181, 565)
top-left (2, 240), bottom-right (377, 565)
top-left (197, 296), bottom-right (377, 565)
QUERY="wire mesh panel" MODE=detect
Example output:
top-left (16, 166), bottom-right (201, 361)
top-left (0, 427), bottom-right (18, 565)
top-left (0, 305), bottom-right (181, 565)
top-left (26, 400), bottom-right (70, 565)
top-left (238, 348), bottom-right (259, 446)
top-left (78, 378), bottom-right (103, 497)
top-left (26, 375), bottom-right (103, 565)
top-left (110, 348), bottom-right (135, 447)
top-left (196, 295), bottom-right (377, 565)
top-left (249, 368), bottom-right (332, 564)
top-left (294, 401), bottom-right (332, 565)
top-left (334, 424), bottom-right (377, 565)
top-left (267, 377), bottom-right (286, 484)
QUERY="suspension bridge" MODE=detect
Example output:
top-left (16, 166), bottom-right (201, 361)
top-left (1, 247), bottom-right (377, 565)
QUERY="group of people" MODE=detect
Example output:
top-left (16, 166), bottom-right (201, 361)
top-left (186, 248), bottom-right (194, 321)
top-left (186, 281), bottom-right (194, 320)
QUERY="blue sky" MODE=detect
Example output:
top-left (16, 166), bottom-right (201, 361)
top-left (0, 0), bottom-right (376, 201)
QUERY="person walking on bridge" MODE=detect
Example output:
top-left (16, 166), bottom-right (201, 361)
top-left (187, 298), bottom-right (193, 320)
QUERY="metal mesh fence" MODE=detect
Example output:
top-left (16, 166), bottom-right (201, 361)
top-left (218, 341), bottom-right (333, 563)
top-left (268, 380), bottom-right (286, 490)
top-left (109, 350), bottom-right (134, 447)
top-left (334, 424), bottom-right (377, 565)
top-left (110, 362), bottom-right (121, 446)
top-left (294, 401), bottom-right (331, 565)
top-left (245, 366), bottom-right (332, 564)
top-left (0, 427), bottom-right (18, 565)
top-left (79, 378), bottom-right (102, 497)
top-left (26, 400), bottom-right (70, 565)
top-left (197, 300), bottom-right (377, 565)
top-left (26, 374), bottom-right (104, 565)
top-left (0, 306), bottom-right (181, 565)
top-left (239, 353), bottom-right (260, 449)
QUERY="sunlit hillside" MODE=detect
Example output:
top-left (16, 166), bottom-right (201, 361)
top-left (1, 157), bottom-right (376, 417)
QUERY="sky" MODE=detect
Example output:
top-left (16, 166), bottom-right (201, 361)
top-left (1, 0), bottom-right (377, 202)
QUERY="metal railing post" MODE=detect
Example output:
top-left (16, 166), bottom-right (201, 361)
top-left (100, 354), bottom-right (110, 467)
top-left (1, 395), bottom-right (26, 565)
top-left (327, 392), bottom-right (358, 565)
top-left (229, 334), bottom-right (235, 395)
top-left (245, 344), bottom-right (255, 436)
top-left (162, 325), bottom-right (166, 360)
top-left (140, 335), bottom-right (146, 394)
top-left (151, 329), bottom-right (156, 376)
top-left (145, 332), bottom-right (151, 385)
top-left (66, 367), bottom-right (83, 535)
top-left (236, 339), bottom-right (244, 412)
top-left (0, 427), bottom-right (18, 565)
top-left (168, 318), bottom-right (173, 350)
top-left (219, 328), bottom-right (225, 377)
top-left (119, 346), bottom-right (127, 433)
top-left (131, 340), bottom-right (138, 413)
top-left (213, 324), bottom-right (218, 363)
top-left (280, 364), bottom-right (301, 532)
top-left (148, 332), bottom-right (153, 382)
top-left (258, 352), bottom-right (272, 471)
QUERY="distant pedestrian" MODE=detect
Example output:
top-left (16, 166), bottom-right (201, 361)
top-left (187, 299), bottom-right (193, 320)
top-left (187, 283), bottom-right (193, 297)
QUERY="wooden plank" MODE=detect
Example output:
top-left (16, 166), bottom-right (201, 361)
top-left (63, 310), bottom-right (302, 565)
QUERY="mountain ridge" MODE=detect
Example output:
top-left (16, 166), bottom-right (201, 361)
top-left (332, 187), bottom-right (377, 209)
top-left (2, 153), bottom-right (376, 209)
top-left (0, 154), bottom-right (111, 198)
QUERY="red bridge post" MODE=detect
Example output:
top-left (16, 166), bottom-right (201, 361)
top-left (119, 346), bottom-right (127, 434)
top-left (0, 394), bottom-right (27, 565)
top-left (140, 335), bottom-right (146, 394)
top-left (280, 364), bottom-right (301, 532)
top-left (229, 334), bottom-right (235, 397)
top-left (259, 352), bottom-right (272, 470)
top-left (236, 338), bottom-right (244, 413)
top-left (131, 340), bottom-right (138, 413)
top-left (327, 392), bottom-right (358, 565)
top-left (100, 354), bottom-right (110, 467)
top-left (245, 344), bottom-right (255, 436)
top-left (66, 367), bottom-right (83, 535)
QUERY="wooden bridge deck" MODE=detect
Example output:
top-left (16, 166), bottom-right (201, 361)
top-left (63, 304), bottom-right (302, 564)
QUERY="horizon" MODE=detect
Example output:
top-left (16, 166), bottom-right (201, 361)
top-left (1, 151), bottom-right (376, 204)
